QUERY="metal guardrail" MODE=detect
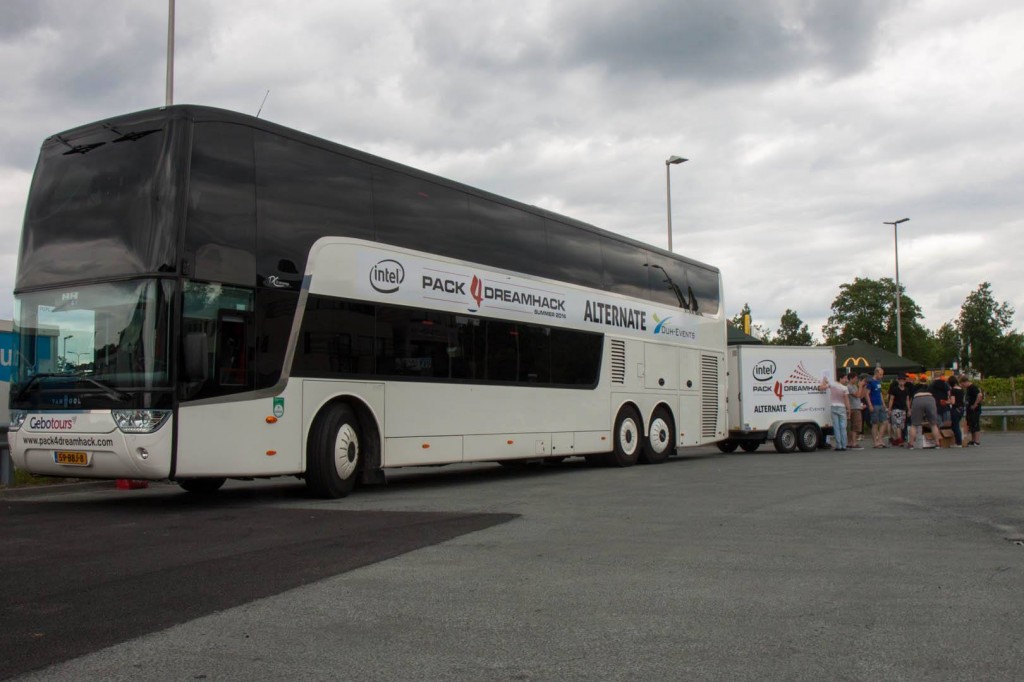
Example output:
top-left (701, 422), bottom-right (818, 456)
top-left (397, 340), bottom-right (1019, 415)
top-left (983, 405), bottom-right (1024, 432)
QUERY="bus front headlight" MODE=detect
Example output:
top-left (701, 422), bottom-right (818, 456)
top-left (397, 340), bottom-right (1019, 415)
top-left (9, 410), bottom-right (26, 431)
top-left (112, 409), bottom-right (170, 434)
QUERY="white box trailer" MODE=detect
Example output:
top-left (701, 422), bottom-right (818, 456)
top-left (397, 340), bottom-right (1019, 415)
top-left (719, 345), bottom-right (837, 453)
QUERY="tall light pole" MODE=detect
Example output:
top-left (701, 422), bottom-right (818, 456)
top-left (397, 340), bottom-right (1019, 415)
top-left (166, 0), bottom-right (175, 106)
top-left (63, 335), bottom-right (73, 368)
top-left (665, 156), bottom-right (688, 251)
top-left (884, 218), bottom-right (909, 356)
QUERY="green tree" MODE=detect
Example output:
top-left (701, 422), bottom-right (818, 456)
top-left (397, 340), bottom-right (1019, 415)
top-left (772, 308), bottom-right (814, 346)
top-left (822, 277), bottom-right (930, 361)
top-left (932, 322), bottom-right (961, 369)
top-left (958, 282), bottom-right (1023, 376)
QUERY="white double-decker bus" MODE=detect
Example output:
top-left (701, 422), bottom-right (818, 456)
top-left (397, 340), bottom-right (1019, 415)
top-left (9, 106), bottom-right (726, 497)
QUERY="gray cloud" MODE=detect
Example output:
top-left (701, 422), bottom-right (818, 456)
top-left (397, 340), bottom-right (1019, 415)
top-left (554, 0), bottom-right (898, 85)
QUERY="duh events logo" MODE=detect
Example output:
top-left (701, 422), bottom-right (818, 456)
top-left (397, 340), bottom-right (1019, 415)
top-left (651, 314), bottom-right (696, 340)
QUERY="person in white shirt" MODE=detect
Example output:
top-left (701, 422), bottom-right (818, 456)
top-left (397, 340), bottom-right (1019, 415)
top-left (819, 373), bottom-right (852, 451)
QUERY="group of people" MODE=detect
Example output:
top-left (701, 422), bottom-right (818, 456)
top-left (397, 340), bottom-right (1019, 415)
top-left (821, 367), bottom-right (984, 451)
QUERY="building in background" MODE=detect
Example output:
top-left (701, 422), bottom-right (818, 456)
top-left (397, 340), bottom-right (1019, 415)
top-left (1, 319), bottom-right (11, 425)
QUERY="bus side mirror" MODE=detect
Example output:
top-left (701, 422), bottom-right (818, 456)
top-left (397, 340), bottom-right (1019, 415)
top-left (184, 332), bottom-right (209, 382)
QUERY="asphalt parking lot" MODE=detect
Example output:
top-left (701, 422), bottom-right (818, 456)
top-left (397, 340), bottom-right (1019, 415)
top-left (4, 433), bottom-right (1024, 681)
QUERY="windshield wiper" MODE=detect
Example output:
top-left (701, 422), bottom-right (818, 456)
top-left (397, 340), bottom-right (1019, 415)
top-left (78, 376), bottom-right (133, 402)
top-left (103, 124), bottom-right (161, 143)
top-left (14, 373), bottom-right (62, 401)
top-left (14, 372), bottom-right (132, 402)
top-left (53, 134), bottom-right (105, 156)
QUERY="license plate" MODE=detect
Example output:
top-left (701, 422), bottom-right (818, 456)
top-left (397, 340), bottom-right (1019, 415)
top-left (54, 451), bottom-right (90, 466)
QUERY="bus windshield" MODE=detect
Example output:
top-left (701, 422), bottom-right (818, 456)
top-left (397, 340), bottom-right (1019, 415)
top-left (11, 279), bottom-right (174, 410)
top-left (17, 121), bottom-right (179, 289)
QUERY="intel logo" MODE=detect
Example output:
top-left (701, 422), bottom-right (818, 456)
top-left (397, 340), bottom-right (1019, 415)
top-left (369, 259), bottom-right (405, 294)
top-left (752, 360), bottom-right (776, 382)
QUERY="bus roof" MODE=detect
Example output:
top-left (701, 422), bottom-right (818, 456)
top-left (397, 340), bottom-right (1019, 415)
top-left (43, 104), bottom-right (718, 274)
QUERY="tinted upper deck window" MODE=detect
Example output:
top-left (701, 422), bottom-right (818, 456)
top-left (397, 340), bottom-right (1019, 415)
top-left (255, 132), bottom-right (373, 280)
top-left (601, 237), bottom-right (650, 300)
top-left (18, 122), bottom-right (177, 289)
top-left (372, 166), bottom-right (472, 256)
top-left (186, 122), bottom-right (256, 286)
top-left (544, 219), bottom-right (602, 289)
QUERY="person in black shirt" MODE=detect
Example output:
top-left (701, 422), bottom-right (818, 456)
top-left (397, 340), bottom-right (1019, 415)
top-left (887, 375), bottom-right (911, 446)
top-left (930, 378), bottom-right (952, 427)
top-left (962, 376), bottom-right (984, 446)
top-left (948, 375), bottom-right (965, 447)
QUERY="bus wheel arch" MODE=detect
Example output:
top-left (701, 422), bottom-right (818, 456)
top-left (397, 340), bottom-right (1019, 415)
top-left (607, 403), bottom-right (643, 467)
top-left (640, 403), bottom-right (675, 464)
top-left (305, 397), bottom-right (382, 498)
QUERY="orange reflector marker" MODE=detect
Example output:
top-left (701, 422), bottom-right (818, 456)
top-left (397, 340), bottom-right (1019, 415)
top-left (266, 416), bottom-right (278, 424)
top-left (266, 450), bottom-right (277, 456)
top-left (422, 443), bottom-right (430, 449)
top-left (507, 440), bottom-right (514, 445)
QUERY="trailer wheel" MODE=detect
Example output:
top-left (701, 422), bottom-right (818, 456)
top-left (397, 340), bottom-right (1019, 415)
top-left (773, 425), bottom-right (797, 453)
top-left (739, 441), bottom-right (760, 453)
top-left (606, 406), bottom-right (642, 467)
top-left (797, 425), bottom-right (820, 452)
top-left (306, 403), bottom-right (362, 499)
top-left (716, 440), bottom-right (738, 453)
top-left (640, 406), bottom-right (674, 464)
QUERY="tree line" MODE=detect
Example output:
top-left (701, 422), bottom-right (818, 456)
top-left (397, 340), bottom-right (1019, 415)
top-left (730, 280), bottom-right (1024, 377)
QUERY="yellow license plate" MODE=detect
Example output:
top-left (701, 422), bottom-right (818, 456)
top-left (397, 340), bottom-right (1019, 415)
top-left (54, 451), bottom-right (90, 466)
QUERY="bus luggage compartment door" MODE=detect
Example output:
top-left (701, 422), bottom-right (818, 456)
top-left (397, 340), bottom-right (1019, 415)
top-left (643, 343), bottom-right (679, 390)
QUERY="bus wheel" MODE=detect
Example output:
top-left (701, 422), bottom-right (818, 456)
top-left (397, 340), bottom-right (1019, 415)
top-left (773, 425), bottom-right (797, 453)
top-left (797, 425), bottom-right (820, 452)
top-left (640, 406), bottom-right (674, 464)
top-left (178, 477), bottom-right (226, 494)
top-left (739, 441), bottom-right (760, 453)
top-left (716, 440), bottom-right (738, 453)
top-left (606, 406), bottom-right (642, 467)
top-left (306, 404), bottom-right (361, 499)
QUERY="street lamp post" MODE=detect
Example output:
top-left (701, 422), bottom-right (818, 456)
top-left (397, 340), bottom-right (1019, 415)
top-left (884, 218), bottom-right (910, 356)
top-left (63, 335), bottom-right (73, 368)
top-left (166, 0), bottom-right (175, 106)
top-left (665, 156), bottom-right (688, 251)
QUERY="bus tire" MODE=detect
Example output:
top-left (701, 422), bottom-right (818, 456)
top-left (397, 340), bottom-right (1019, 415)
top-left (716, 440), bottom-right (738, 453)
top-left (178, 477), bottom-right (226, 494)
top-left (306, 404), bottom-right (362, 499)
top-left (774, 425), bottom-right (797, 453)
top-left (739, 441), bottom-right (760, 453)
top-left (797, 425), bottom-right (820, 452)
top-left (640, 406), bottom-right (674, 464)
top-left (606, 406), bottom-right (642, 467)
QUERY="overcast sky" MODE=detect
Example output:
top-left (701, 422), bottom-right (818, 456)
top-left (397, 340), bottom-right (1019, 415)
top-left (1, 0), bottom-right (1022, 341)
